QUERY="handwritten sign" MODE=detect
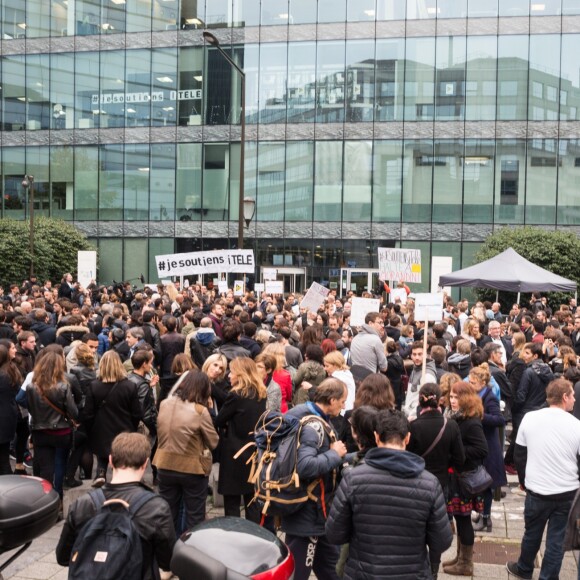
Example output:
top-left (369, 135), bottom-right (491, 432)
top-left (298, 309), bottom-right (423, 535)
top-left (378, 248), bottom-right (421, 284)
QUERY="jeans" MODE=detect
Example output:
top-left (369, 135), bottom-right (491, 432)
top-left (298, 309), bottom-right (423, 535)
top-left (31, 431), bottom-right (71, 498)
top-left (518, 492), bottom-right (573, 580)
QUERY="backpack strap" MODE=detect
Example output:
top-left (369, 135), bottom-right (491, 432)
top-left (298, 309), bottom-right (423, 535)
top-left (88, 489), bottom-right (107, 512)
top-left (127, 490), bottom-right (157, 516)
top-left (88, 488), bottom-right (155, 516)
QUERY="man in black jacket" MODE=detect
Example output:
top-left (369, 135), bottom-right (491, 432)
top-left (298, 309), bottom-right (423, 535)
top-left (56, 432), bottom-right (175, 580)
top-left (326, 409), bottom-right (452, 580)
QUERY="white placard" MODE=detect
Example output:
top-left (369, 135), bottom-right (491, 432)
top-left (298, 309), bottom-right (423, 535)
top-left (391, 287), bottom-right (407, 304)
top-left (378, 248), bottom-right (422, 283)
top-left (254, 283), bottom-right (265, 296)
top-left (415, 293), bottom-right (444, 321)
top-left (263, 268), bottom-right (277, 281)
top-left (218, 281), bottom-right (228, 294)
top-left (77, 251), bottom-right (97, 288)
top-left (431, 256), bottom-right (453, 294)
top-left (155, 249), bottom-right (254, 277)
top-left (350, 297), bottom-right (381, 327)
top-left (265, 280), bottom-right (284, 295)
top-left (234, 280), bottom-right (245, 296)
top-left (300, 282), bottom-right (330, 313)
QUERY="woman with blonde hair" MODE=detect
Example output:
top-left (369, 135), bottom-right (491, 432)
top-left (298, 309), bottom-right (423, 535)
top-left (323, 351), bottom-right (355, 412)
top-left (201, 352), bottom-right (228, 409)
top-left (439, 372), bottom-right (462, 409)
top-left (262, 341), bottom-right (293, 412)
top-left (84, 350), bottom-right (143, 487)
top-left (214, 357), bottom-right (267, 523)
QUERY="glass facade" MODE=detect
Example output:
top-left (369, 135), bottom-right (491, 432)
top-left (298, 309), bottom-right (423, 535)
top-left (2, 1), bottom-right (580, 290)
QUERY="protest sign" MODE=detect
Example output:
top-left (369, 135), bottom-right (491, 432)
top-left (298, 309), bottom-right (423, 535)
top-left (300, 282), bottom-right (330, 313)
top-left (378, 248), bottom-right (421, 283)
top-left (155, 249), bottom-right (254, 277)
top-left (350, 297), bottom-right (380, 327)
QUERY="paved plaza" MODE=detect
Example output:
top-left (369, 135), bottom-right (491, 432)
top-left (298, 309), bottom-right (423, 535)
top-left (1, 470), bottom-right (579, 580)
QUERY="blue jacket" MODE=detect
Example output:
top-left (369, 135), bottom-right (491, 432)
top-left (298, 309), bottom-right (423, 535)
top-left (281, 402), bottom-right (343, 537)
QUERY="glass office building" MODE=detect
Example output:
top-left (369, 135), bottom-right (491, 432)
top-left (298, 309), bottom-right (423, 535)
top-left (2, 1), bottom-right (580, 295)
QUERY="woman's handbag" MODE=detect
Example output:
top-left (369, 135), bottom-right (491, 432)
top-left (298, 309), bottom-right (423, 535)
top-left (457, 465), bottom-right (493, 496)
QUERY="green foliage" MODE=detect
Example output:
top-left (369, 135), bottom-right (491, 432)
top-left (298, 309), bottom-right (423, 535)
top-left (0, 217), bottom-right (96, 286)
top-left (474, 227), bottom-right (580, 309)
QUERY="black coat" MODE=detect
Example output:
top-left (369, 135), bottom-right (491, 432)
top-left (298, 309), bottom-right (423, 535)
top-left (326, 447), bottom-right (452, 580)
top-left (214, 391), bottom-right (266, 496)
top-left (513, 361), bottom-right (554, 419)
top-left (0, 372), bottom-right (18, 444)
top-left (455, 415), bottom-right (488, 473)
top-left (84, 378), bottom-right (143, 458)
top-left (408, 410), bottom-right (465, 490)
top-left (160, 332), bottom-right (186, 377)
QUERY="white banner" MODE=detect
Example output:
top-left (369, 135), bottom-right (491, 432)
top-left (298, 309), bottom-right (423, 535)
top-left (263, 268), bottom-right (277, 281)
top-left (415, 293), bottom-right (444, 321)
top-left (77, 251), bottom-right (97, 289)
top-left (217, 281), bottom-right (228, 294)
top-left (265, 280), bottom-right (284, 295)
top-left (378, 248), bottom-right (422, 284)
top-left (155, 250), bottom-right (255, 278)
top-left (350, 297), bottom-right (381, 327)
top-left (300, 282), bottom-right (330, 313)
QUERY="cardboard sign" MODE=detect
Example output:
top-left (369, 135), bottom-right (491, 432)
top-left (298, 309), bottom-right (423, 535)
top-left (414, 293), bottom-right (444, 321)
top-left (263, 268), bottom-right (277, 281)
top-left (350, 297), bottom-right (380, 327)
top-left (265, 280), bottom-right (284, 295)
top-left (217, 281), bottom-right (228, 294)
top-left (300, 282), bottom-right (330, 313)
top-left (77, 251), bottom-right (97, 288)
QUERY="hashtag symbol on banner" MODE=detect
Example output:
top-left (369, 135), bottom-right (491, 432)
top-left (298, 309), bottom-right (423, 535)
top-left (158, 262), bottom-right (165, 271)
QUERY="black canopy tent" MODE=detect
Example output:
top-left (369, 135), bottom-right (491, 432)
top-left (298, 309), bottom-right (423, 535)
top-left (438, 247), bottom-right (577, 301)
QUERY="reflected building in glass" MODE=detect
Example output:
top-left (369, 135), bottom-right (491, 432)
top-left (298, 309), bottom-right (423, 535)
top-left (2, 0), bottom-right (580, 294)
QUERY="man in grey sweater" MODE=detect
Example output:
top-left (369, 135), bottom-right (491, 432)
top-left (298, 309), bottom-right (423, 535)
top-left (350, 312), bottom-right (388, 374)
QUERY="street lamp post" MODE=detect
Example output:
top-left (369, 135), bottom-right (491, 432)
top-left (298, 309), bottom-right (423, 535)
top-left (21, 175), bottom-right (35, 279)
top-left (202, 31), bottom-right (247, 250)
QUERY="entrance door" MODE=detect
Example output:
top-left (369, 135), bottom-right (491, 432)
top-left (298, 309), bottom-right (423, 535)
top-left (339, 268), bottom-right (381, 297)
top-left (261, 267), bottom-right (306, 295)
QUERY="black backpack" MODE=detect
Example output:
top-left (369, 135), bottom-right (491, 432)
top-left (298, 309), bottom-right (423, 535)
top-left (238, 410), bottom-right (336, 519)
top-left (68, 489), bottom-right (156, 580)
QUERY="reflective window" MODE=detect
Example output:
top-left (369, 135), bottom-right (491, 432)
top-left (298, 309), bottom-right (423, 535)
top-left (258, 43), bottom-right (288, 124)
top-left (152, 0), bottom-right (178, 31)
top-left (2, 147), bottom-right (26, 218)
top-left (205, 0), bottom-right (232, 27)
top-left (344, 141), bottom-right (372, 221)
top-left (468, 0), bottom-right (497, 17)
top-left (407, 0), bottom-right (437, 19)
top-left (314, 141), bottom-right (343, 221)
top-left (288, 0), bottom-right (317, 24)
top-left (347, 0), bottom-right (376, 21)
top-left (127, 0), bottom-right (151, 32)
top-left (99, 240), bottom-right (123, 284)
top-left (178, 47), bottom-right (203, 126)
top-left (287, 42), bottom-right (316, 123)
top-left (563, 0), bottom-right (580, 14)
top-left (99, 145), bottom-right (124, 220)
top-left (526, 139), bottom-right (557, 224)
top-left (432, 140), bottom-right (464, 223)
top-left (528, 35), bottom-right (560, 122)
top-left (204, 144), bottom-right (231, 220)
top-left (531, 0), bottom-right (561, 15)
top-left (404, 38), bottom-right (435, 121)
top-left (75, 52), bottom-right (100, 129)
top-left (316, 41), bottom-right (346, 123)
top-left (50, 53), bottom-right (75, 130)
top-left (150, 144), bottom-right (176, 221)
top-left (463, 139), bottom-right (494, 223)
top-left (232, 0), bottom-right (260, 27)
top-left (466, 36), bottom-right (497, 121)
top-left (435, 36), bottom-right (466, 121)
top-left (26, 0), bottom-right (51, 38)
top-left (346, 40), bottom-right (375, 123)
top-left (124, 239), bottom-right (149, 281)
top-left (126, 49), bottom-right (153, 127)
top-left (25, 147), bottom-right (50, 217)
top-left (286, 141), bottom-right (314, 221)
top-left (1, 0), bottom-right (26, 39)
top-left (148, 239), bottom-right (174, 282)
top-left (319, 0), bottom-right (346, 22)
top-left (2, 55), bottom-right (26, 131)
top-left (125, 148), bottom-right (150, 220)
top-left (176, 143), bottom-right (202, 221)
top-left (50, 146), bottom-right (74, 219)
top-left (556, 140), bottom-right (580, 224)
top-left (100, 51), bottom-right (126, 129)
top-left (497, 35), bottom-right (528, 120)
top-left (402, 140), bottom-right (433, 222)
top-left (376, 38), bottom-right (405, 121)
top-left (560, 35), bottom-right (580, 120)
top-left (376, 0), bottom-right (406, 19)
top-left (152, 49), bottom-right (177, 127)
top-left (438, 0), bottom-right (468, 18)
top-left (373, 140), bottom-right (403, 222)
top-left (74, 146), bottom-right (99, 220)
top-left (257, 143), bottom-right (285, 221)
top-left (262, 0), bottom-right (290, 25)
top-left (499, 0), bottom-right (529, 16)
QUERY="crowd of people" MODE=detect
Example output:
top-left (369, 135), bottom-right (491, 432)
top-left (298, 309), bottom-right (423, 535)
top-left (1, 273), bottom-right (580, 579)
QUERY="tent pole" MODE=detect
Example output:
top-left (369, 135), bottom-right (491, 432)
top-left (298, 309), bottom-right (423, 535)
top-left (516, 292), bottom-right (520, 305)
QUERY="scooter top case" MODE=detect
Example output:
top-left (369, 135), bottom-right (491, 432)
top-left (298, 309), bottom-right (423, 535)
top-left (0, 475), bottom-right (60, 552)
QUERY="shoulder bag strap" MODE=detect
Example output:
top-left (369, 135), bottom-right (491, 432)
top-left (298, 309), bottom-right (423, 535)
top-left (421, 417), bottom-right (447, 458)
top-left (97, 381), bottom-right (120, 410)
